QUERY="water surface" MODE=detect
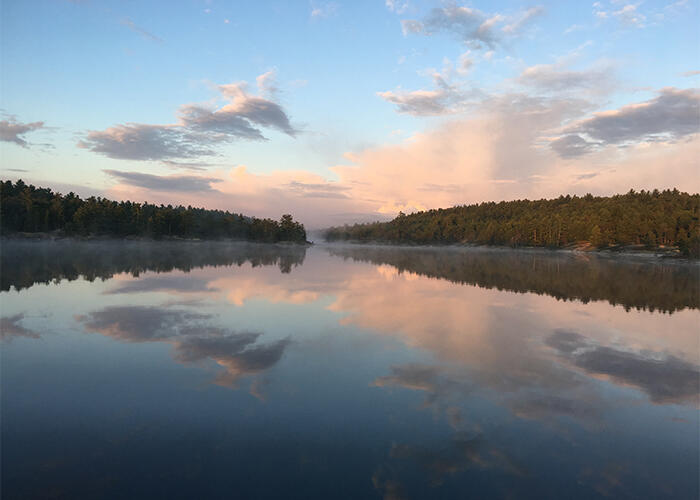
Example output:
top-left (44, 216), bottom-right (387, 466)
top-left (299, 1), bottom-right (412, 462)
top-left (2, 241), bottom-right (698, 499)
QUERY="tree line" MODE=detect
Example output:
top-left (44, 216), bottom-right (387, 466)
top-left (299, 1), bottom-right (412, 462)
top-left (324, 189), bottom-right (700, 257)
top-left (1, 180), bottom-right (307, 243)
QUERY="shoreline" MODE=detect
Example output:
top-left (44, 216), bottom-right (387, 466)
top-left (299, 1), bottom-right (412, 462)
top-left (319, 240), bottom-right (695, 260)
top-left (0, 232), bottom-right (313, 246)
top-left (1, 233), bottom-right (694, 259)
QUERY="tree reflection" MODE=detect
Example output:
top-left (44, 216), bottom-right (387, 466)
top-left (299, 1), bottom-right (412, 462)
top-left (1, 240), bottom-right (307, 292)
top-left (327, 245), bottom-right (699, 313)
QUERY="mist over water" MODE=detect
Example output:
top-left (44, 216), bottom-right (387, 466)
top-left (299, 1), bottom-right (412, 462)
top-left (2, 241), bottom-right (698, 499)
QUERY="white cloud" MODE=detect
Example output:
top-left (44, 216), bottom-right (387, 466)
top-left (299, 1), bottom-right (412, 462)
top-left (594, 1), bottom-right (650, 27)
top-left (613, 3), bottom-right (646, 27)
top-left (385, 0), bottom-right (409, 14)
top-left (310, 1), bottom-right (338, 20)
top-left (502, 5), bottom-right (544, 34)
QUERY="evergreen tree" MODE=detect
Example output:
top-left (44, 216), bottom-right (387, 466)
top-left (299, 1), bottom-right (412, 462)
top-left (0, 180), bottom-right (307, 243)
top-left (325, 189), bottom-right (699, 257)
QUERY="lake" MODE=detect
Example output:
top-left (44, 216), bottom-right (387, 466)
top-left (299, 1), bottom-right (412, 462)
top-left (1, 240), bottom-right (698, 499)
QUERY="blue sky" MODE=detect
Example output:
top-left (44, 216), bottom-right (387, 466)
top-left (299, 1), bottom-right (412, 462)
top-left (1, 0), bottom-right (698, 226)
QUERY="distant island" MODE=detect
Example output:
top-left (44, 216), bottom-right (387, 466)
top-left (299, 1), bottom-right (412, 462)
top-left (1, 180), bottom-right (307, 243)
top-left (324, 190), bottom-right (700, 258)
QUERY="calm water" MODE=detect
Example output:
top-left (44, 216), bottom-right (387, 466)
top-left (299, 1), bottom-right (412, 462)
top-left (1, 241), bottom-right (698, 499)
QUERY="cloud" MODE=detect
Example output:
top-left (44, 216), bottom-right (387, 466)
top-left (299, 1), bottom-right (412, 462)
top-left (501, 5), bottom-right (544, 34)
top-left (76, 306), bottom-right (209, 342)
top-left (175, 332), bottom-right (291, 387)
top-left (105, 165), bottom-right (374, 228)
top-left (104, 170), bottom-right (222, 192)
top-left (553, 87), bottom-right (700, 156)
top-left (256, 69), bottom-right (279, 97)
top-left (310, 1), bottom-right (338, 19)
top-left (517, 63), bottom-right (612, 92)
top-left (546, 330), bottom-right (700, 404)
top-left (457, 51), bottom-right (473, 74)
top-left (80, 124), bottom-right (215, 161)
top-left (285, 180), bottom-right (350, 199)
top-left (373, 365), bottom-right (527, 484)
top-left (382, 46), bottom-right (607, 118)
top-left (564, 23), bottom-right (586, 34)
top-left (594, 2), bottom-right (647, 28)
top-left (612, 3), bottom-right (646, 27)
top-left (79, 75), bottom-right (297, 161)
top-left (385, 0), bottom-right (409, 14)
top-left (172, 326), bottom-right (292, 386)
top-left (682, 70), bottom-right (700, 77)
top-left (377, 73), bottom-right (471, 116)
top-left (378, 88), bottom-right (453, 115)
top-left (98, 82), bottom-right (698, 227)
top-left (161, 160), bottom-right (216, 171)
top-left (105, 275), bottom-right (216, 295)
top-left (509, 394), bottom-right (600, 421)
top-left (1, 314), bottom-right (41, 341)
top-left (593, 2), bottom-right (609, 19)
top-left (400, 5), bottom-right (502, 48)
top-left (120, 17), bottom-right (163, 43)
top-left (401, 5), bottom-right (544, 48)
top-left (178, 105), bottom-right (266, 140)
top-left (172, 329), bottom-right (262, 362)
top-left (575, 172), bottom-right (599, 181)
top-left (550, 134), bottom-right (600, 158)
top-left (214, 82), bottom-right (297, 136)
top-left (373, 364), bottom-right (450, 396)
top-left (0, 118), bottom-right (45, 147)
top-left (337, 92), bottom-right (590, 206)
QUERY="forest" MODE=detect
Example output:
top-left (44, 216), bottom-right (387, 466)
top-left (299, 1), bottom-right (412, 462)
top-left (0, 180), bottom-right (307, 243)
top-left (324, 189), bottom-right (700, 257)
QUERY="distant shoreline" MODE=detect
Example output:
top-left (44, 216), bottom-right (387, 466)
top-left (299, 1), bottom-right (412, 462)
top-left (322, 190), bottom-right (699, 258)
top-left (319, 240), bottom-right (694, 260)
top-left (1, 233), bottom-right (688, 257)
top-left (0, 232), bottom-right (313, 245)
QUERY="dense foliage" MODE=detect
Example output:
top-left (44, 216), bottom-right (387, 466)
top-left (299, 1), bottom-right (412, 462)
top-left (1, 180), bottom-right (307, 242)
top-left (325, 190), bottom-right (700, 257)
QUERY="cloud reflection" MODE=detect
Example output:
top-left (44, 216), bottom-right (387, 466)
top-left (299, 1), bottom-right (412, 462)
top-left (0, 313), bottom-right (40, 341)
top-left (173, 327), bottom-right (292, 387)
top-left (546, 329), bottom-right (700, 405)
top-left (76, 306), bottom-right (290, 388)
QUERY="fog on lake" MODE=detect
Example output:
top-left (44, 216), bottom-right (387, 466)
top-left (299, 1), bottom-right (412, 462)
top-left (1, 241), bottom-right (698, 499)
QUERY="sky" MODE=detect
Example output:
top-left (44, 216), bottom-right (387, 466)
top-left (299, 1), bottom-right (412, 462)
top-left (1, 0), bottom-right (699, 228)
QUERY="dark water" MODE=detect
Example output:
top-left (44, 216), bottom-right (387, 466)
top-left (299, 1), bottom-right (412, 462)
top-left (1, 241), bottom-right (698, 499)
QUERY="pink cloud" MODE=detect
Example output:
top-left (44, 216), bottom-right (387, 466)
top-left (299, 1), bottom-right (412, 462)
top-left (104, 90), bottom-right (699, 229)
